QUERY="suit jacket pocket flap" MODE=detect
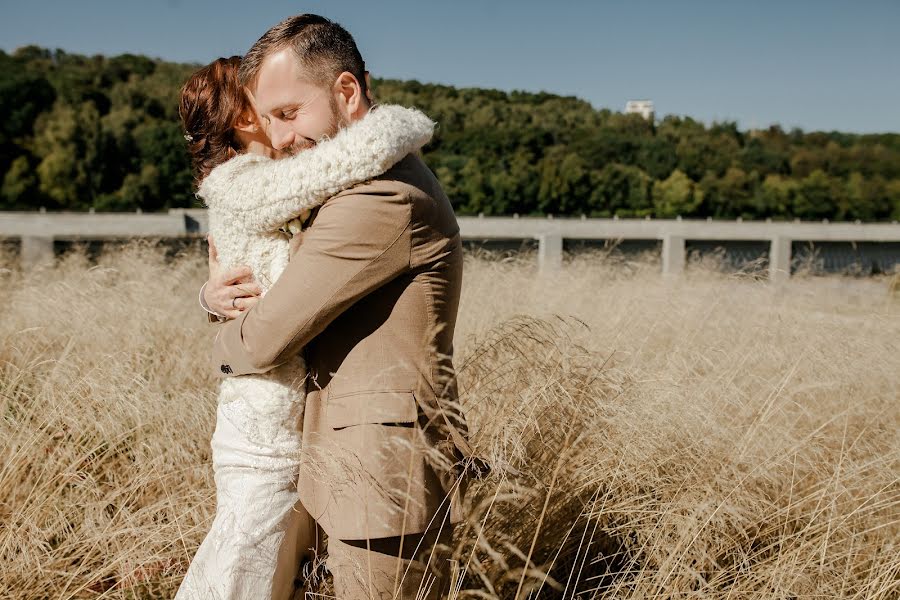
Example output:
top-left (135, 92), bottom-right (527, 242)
top-left (326, 391), bottom-right (418, 429)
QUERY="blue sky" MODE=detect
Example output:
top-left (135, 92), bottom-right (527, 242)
top-left (2, 0), bottom-right (898, 133)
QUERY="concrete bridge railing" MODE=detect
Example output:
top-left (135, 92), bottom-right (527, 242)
top-left (2, 209), bottom-right (899, 282)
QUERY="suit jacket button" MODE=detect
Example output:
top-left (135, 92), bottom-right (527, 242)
top-left (220, 364), bottom-right (233, 374)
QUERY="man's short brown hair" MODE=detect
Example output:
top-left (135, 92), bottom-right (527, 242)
top-left (239, 14), bottom-right (368, 100)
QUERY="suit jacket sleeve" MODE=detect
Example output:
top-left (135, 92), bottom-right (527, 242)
top-left (211, 186), bottom-right (412, 377)
top-left (197, 106), bottom-right (433, 234)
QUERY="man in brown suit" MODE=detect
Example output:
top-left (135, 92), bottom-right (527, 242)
top-left (202, 14), bottom-right (469, 599)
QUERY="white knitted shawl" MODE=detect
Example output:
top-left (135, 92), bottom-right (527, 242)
top-left (197, 104), bottom-right (435, 292)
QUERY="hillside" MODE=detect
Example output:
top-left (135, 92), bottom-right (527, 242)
top-left (2, 46), bottom-right (899, 220)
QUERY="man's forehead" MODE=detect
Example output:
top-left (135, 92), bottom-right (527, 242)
top-left (252, 49), bottom-right (317, 112)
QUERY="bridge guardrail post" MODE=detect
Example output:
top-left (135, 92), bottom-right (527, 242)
top-left (662, 234), bottom-right (686, 275)
top-left (769, 236), bottom-right (792, 283)
top-left (537, 233), bottom-right (563, 272)
top-left (21, 235), bottom-right (54, 270)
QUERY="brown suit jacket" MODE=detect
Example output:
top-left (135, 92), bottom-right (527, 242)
top-left (211, 154), bottom-right (467, 540)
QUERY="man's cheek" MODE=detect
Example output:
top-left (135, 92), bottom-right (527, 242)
top-left (289, 139), bottom-right (316, 155)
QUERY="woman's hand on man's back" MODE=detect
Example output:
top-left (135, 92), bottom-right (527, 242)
top-left (202, 235), bottom-right (262, 320)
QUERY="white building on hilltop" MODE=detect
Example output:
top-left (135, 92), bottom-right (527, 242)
top-left (625, 99), bottom-right (655, 120)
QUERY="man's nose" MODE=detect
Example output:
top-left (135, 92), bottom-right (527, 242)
top-left (269, 121), bottom-right (295, 151)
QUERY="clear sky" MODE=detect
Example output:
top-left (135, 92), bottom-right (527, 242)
top-left (2, 0), bottom-right (898, 133)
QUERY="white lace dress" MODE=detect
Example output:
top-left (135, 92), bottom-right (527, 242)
top-left (174, 105), bottom-right (435, 600)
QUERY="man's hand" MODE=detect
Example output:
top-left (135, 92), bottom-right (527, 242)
top-left (204, 235), bottom-right (261, 319)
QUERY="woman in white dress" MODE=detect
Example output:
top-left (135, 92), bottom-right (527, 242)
top-left (174, 56), bottom-right (435, 600)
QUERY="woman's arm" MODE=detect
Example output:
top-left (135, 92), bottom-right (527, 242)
top-left (197, 105), bottom-right (434, 233)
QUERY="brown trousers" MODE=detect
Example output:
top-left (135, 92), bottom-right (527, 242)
top-left (290, 505), bottom-right (456, 600)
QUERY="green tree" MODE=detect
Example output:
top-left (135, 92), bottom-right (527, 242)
top-left (886, 179), bottom-right (900, 220)
top-left (698, 167), bottom-right (758, 218)
top-left (652, 169), bottom-right (703, 217)
top-left (537, 146), bottom-right (591, 214)
top-left (458, 157), bottom-right (489, 214)
top-left (794, 169), bottom-right (843, 220)
top-left (676, 133), bottom-right (740, 180)
top-left (33, 101), bottom-right (103, 209)
top-left (754, 175), bottom-right (796, 218)
top-left (96, 164), bottom-right (161, 211)
top-left (740, 136), bottom-right (790, 175)
top-left (588, 163), bottom-right (652, 217)
top-left (0, 71), bottom-right (56, 143)
top-left (485, 149), bottom-right (538, 215)
top-left (1, 155), bottom-right (39, 209)
top-left (843, 172), bottom-right (890, 221)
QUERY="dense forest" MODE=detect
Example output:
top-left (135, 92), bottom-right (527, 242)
top-left (2, 46), bottom-right (899, 221)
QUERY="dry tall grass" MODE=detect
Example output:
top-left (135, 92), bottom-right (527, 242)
top-left (1, 243), bottom-right (897, 599)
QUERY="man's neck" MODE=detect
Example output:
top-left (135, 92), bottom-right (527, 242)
top-left (348, 101), bottom-right (370, 124)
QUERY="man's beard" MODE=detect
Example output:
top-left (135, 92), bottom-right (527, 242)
top-left (284, 95), bottom-right (348, 156)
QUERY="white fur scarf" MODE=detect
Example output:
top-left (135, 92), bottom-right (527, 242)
top-left (197, 104), bottom-right (435, 290)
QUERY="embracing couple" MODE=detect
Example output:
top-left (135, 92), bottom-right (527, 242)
top-left (176, 14), bottom-right (472, 600)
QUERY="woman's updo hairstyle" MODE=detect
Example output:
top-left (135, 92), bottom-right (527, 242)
top-left (179, 56), bottom-right (251, 184)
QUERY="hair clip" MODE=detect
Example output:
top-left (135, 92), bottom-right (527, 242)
top-left (184, 134), bottom-right (194, 142)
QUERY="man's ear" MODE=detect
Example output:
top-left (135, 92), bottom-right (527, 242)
top-left (333, 71), bottom-right (364, 118)
top-left (233, 112), bottom-right (259, 134)
top-left (364, 71), bottom-right (374, 104)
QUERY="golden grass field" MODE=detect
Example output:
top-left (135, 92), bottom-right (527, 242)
top-left (1, 243), bottom-right (898, 599)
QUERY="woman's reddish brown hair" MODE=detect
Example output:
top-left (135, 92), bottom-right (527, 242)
top-left (179, 56), bottom-right (251, 184)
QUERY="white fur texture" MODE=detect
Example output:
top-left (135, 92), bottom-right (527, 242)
top-left (199, 104), bottom-right (435, 292)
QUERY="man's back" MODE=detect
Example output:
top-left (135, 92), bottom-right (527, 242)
top-left (304, 153), bottom-right (463, 410)
top-left (290, 153), bottom-right (467, 540)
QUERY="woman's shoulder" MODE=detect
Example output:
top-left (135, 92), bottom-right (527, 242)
top-left (198, 154), bottom-right (272, 204)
